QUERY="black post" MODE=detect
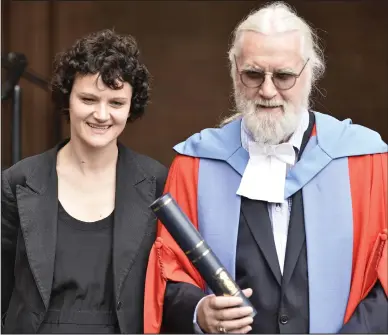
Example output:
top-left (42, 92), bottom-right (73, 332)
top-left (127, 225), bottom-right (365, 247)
top-left (2, 52), bottom-right (50, 166)
top-left (12, 85), bottom-right (22, 165)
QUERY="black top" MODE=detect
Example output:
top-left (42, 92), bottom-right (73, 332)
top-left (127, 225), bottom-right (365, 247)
top-left (38, 202), bottom-right (119, 334)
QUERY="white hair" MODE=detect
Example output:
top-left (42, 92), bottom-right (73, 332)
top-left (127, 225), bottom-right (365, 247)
top-left (222, 1), bottom-right (325, 125)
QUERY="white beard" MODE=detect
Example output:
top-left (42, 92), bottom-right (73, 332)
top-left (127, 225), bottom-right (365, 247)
top-left (235, 90), bottom-right (309, 145)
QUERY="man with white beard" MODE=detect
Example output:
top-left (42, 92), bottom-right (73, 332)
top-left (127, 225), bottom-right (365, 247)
top-left (144, 2), bottom-right (387, 334)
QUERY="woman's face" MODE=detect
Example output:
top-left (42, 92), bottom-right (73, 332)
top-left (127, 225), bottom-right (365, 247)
top-left (68, 73), bottom-right (132, 149)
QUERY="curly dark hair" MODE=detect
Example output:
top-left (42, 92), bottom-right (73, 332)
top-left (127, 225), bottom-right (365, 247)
top-left (51, 29), bottom-right (150, 122)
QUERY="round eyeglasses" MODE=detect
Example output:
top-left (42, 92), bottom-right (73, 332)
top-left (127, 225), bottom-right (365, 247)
top-left (234, 55), bottom-right (310, 91)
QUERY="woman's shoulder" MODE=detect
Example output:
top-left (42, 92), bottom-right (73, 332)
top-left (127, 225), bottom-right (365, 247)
top-left (118, 144), bottom-right (168, 199)
top-left (2, 146), bottom-right (57, 188)
top-left (119, 144), bottom-right (167, 179)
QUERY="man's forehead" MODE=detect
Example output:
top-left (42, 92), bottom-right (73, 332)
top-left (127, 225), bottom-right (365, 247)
top-left (239, 30), bottom-right (303, 65)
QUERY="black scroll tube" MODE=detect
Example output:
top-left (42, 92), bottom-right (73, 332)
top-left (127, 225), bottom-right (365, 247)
top-left (150, 193), bottom-right (257, 318)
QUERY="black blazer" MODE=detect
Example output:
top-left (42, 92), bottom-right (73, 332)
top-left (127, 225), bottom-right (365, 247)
top-left (1, 141), bottom-right (168, 334)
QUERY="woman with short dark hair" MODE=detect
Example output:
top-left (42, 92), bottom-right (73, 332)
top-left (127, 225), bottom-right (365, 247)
top-left (2, 29), bottom-right (167, 334)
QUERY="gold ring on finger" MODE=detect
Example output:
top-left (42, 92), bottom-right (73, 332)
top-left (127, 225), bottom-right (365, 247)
top-left (218, 326), bottom-right (227, 334)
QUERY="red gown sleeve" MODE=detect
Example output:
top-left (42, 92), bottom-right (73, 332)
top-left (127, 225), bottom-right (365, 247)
top-left (144, 155), bottom-right (205, 333)
top-left (344, 152), bottom-right (388, 323)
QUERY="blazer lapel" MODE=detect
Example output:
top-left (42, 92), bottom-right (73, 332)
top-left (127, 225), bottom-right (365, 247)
top-left (281, 189), bottom-right (305, 288)
top-left (113, 144), bottom-right (156, 300)
top-left (241, 197), bottom-right (282, 285)
top-left (16, 148), bottom-right (58, 309)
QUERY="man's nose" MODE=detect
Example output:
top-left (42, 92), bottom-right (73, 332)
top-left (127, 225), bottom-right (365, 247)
top-left (258, 74), bottom-right (277, 100)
